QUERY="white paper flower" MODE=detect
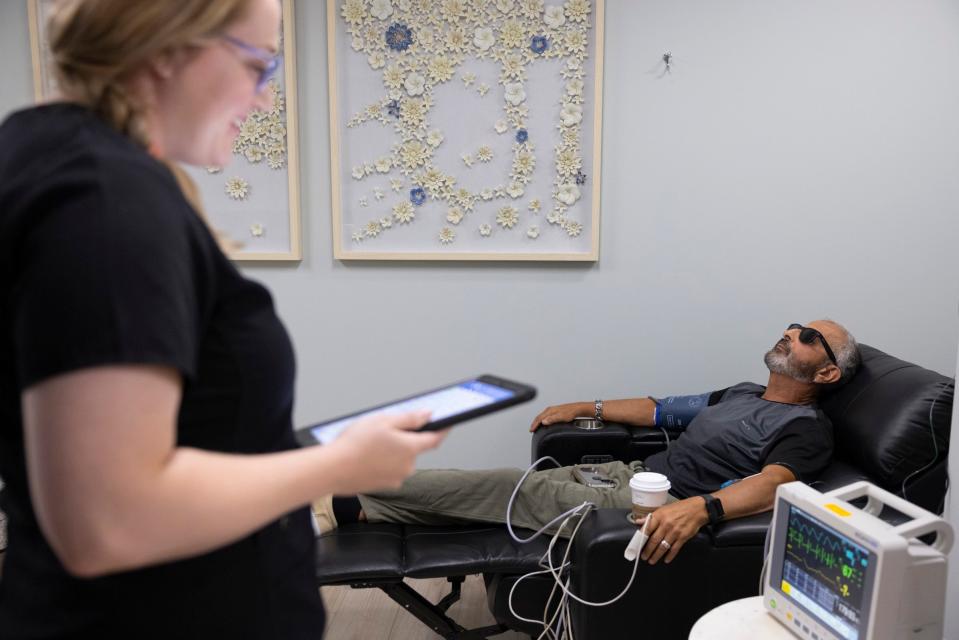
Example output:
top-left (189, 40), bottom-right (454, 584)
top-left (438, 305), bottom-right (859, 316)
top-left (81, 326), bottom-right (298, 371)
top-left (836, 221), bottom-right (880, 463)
top-left (390, 177), bottom-right (404, 192)
top-left (560, 102), bottom-right (583, 126)
top-left (565, 30), bottom-right (587, 55)
top-left (351, 36), bottom-right (365, 51)
top-left (380, 216), bottom-right (393, 229)
top-left (370, 0), bottom-right (393, 20)
top-left (439, 227), bottom-right (456, 244)
top-left (206, 166), bottom-right (222, 174)
top-left (564, 0), bottom-right (590, 22)
top-left (225, 177), bottom-right (250, 200)
top-left (496, 0), bottom-right (514, 12)
top-left (566, 78), bottom-right (584, 97)
top-left (556, 183), bottom-right (581, 205)
top-left (393, 201), bottom-right (416, 224)
top-left (374, 187), bottom-right (385, 200)
top-left (351, 231), bottom-right (364, 242)
top-left (363, 162), bottom-right (374, 175)
top-left (494, 119), bottom-right (508, 134)
top-left (404, 72), bottom-right (426, 96)
top-left (477, 146), bottom-right (494, 162)
top-left (341, 0), bottom-right (366, 23)
top-left (461, 71), bottom-right (476, 87)
top-left (447, 207), bottom-right (465, 224)
top-left (427, 55), bottom-right (456, 84)
top-left (365, 221), bottom-right (382, 237)
top-left (563, 220), bottom-right (583, 236)
top-left (250, 223), bottom-right (265, 237)
top-left (507, 183), bottom-right (525, 198)
top-left (351, 166), bottom-right (365, 180)
top-left (528, 198), bottom-right (541, 212)
top-left (383, 64), bottom-right (404, 89)
top-left (359, 196), bottom-right (369, 207)
top-left (473, 27), bottom-right (495, 51)
top-left (544, 5), bottom-right (565, 28)
top-left (375, 156), bottom-right (392, 173)
top-left (477, 83), bottom-right (490, 96)
top-left (480, 188), bottom-right (494, 201)
top-left (504, 82), bottom-right (527, 106)
top-left (527, 226), bottom-right (540, 239)
top-left (479, 223), bottom-right (493, 236)
top-left (426, 129), bottom-right (444, 147)
top-left (461, 153), bottom-right (474, 167)
top-left (368, 51), bottom-right (386, 69)
top-left (497, 206), bottom-right (519, 229)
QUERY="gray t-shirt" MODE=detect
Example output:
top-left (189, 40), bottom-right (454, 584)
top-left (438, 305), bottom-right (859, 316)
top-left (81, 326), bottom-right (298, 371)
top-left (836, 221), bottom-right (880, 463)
top-left (643, 382), bottom-right (833, 498)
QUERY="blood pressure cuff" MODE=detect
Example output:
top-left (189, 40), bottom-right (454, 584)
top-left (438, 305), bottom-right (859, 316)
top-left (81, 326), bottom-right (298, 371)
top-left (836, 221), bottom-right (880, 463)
top-left (651, 389), bottom-right (726, 429)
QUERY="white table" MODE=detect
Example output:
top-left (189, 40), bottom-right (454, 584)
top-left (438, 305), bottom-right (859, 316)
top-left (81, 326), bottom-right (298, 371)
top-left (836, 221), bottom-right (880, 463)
top-left (689, 596), bottom-right (795, 640)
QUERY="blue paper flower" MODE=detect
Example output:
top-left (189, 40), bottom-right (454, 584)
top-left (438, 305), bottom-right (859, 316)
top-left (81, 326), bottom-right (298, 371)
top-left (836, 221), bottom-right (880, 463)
top-left (574, 170), bottom-right (587, 185)
top-left (410, 186), bottom-right (426, 205)
top-left (386, 23), bottom-right (414, 52)
top-left (387, 99), bottom-right (401, 118)
top-left (530, 35), bottom-right (549, 54)
top-left (515, 128), bottom-right (529, 144)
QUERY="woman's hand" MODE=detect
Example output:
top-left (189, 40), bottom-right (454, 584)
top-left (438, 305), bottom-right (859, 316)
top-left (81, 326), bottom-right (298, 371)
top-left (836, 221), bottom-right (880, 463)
top-left (529, 402), bottom-right (592, 432)
top-left (327, 410), bottom-right (447, 494)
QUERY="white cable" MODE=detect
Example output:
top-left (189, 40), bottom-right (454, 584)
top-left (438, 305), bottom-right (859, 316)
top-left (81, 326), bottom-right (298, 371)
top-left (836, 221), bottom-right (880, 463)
top-left (506, 456), bottom-right (593, 544)
top-left (900, 379), bottom-right (952, 501)
top-left (505, 457), bottom-right (646, 639)
top-left (543, 513), bottom-right (642, 607)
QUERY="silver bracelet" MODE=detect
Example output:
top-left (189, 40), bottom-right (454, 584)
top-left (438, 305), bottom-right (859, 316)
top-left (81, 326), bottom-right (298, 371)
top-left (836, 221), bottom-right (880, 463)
top-left (594, 399), bottom-right (604, 420)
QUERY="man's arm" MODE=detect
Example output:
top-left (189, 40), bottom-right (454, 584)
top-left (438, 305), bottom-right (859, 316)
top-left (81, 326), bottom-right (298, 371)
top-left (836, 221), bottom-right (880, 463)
top-left (639, 464), bottom-right (795, 565)
top-left (530, 398), bottom-right (656, 431)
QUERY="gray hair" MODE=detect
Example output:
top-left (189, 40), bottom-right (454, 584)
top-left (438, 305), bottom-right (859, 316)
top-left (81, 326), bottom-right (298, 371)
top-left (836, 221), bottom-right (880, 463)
top-left (824, 320), bottom-right (861, 386)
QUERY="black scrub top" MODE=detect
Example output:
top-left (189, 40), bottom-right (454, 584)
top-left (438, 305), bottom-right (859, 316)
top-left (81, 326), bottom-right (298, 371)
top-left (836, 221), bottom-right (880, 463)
top-left (0, 104), bottom-right (324, 639)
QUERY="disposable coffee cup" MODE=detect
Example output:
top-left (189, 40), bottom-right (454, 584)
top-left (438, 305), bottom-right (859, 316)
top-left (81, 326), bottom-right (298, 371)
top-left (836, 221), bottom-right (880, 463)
top-left (629, 472), bottom-right (671, 521)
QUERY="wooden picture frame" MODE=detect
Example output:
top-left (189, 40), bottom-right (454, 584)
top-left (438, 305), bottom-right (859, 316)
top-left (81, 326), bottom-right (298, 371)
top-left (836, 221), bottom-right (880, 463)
top-left (327, 0), bottom-right (605, 261)
top-left (27, 0), bottom-right (302, 261)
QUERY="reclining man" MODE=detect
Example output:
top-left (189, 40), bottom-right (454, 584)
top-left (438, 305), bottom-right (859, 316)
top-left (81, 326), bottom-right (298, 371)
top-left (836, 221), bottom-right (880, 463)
top-left (319, 320), bottom-right (860, 565)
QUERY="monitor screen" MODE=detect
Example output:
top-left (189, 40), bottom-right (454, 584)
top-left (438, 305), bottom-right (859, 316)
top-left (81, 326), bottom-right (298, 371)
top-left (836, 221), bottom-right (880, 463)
top-left (777, 505), bottom-right (875, 640)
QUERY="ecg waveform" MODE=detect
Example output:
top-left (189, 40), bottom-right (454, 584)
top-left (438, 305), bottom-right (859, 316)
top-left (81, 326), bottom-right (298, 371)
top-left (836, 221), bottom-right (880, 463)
top-left (784, 507), bottom-right (870, 629)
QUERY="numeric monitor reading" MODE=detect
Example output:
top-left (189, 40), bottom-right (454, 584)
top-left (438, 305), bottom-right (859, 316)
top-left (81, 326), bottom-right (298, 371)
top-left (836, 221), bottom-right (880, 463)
top-left (780, 506), bottom-right (873, 640)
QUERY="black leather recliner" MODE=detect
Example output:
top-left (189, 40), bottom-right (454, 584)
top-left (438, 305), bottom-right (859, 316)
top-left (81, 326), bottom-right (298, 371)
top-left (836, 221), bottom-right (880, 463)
top-left (315, 345), bottom-right (953, 639)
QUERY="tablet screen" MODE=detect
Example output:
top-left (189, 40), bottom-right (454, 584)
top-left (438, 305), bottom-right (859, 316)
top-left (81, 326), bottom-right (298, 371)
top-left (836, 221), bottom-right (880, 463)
top-left (307, 379), bottom-right (517, 444)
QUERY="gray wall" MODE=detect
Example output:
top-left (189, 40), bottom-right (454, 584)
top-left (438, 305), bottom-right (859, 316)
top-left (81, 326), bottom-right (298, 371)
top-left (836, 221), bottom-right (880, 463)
top-left (2, 1), bottom-right (958, 634)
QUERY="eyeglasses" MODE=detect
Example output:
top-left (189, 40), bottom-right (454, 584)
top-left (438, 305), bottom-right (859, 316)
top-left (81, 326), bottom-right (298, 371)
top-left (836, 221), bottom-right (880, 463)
top-left (786, 324), bottom-right (837, 366)
top-left (220, 34), bottom-right (281, 94)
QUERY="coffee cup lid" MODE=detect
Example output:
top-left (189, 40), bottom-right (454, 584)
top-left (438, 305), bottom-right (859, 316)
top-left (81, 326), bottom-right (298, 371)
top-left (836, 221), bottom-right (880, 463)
top-left (629, 472), bottom-right (671, 492)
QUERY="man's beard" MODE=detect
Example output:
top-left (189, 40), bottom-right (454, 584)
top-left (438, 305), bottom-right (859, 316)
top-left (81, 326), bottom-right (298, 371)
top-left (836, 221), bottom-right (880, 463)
top-left (764, 339), bottom-right (820, 383)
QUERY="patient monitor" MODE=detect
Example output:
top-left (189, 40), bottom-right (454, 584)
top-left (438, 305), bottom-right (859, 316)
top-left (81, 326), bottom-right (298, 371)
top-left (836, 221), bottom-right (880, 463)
top-left (763, 481), bottom-right (953, 640)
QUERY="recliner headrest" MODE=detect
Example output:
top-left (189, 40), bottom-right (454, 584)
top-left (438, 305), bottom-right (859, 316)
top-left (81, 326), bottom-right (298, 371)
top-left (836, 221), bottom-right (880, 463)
top-left (819, 344), bottom-right (953, 491)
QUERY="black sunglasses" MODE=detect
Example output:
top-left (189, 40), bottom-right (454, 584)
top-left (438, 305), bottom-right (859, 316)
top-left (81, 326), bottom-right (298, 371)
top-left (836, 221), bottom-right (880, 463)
top-left (787, 324), bottom-right (837, 366)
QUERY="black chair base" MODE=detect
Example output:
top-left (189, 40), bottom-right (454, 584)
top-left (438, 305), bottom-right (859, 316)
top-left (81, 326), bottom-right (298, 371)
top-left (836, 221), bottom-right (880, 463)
top-left (348, 576), bottom-right (510, 640)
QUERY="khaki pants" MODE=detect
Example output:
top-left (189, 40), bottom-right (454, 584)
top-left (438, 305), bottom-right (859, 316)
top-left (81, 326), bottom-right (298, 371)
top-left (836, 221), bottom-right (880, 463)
top-left (359, 460), bottom-right (671, 536)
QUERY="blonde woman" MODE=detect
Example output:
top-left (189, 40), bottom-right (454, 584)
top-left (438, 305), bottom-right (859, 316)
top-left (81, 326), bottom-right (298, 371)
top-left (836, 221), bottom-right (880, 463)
top-left (0, 1), bottom-right (444, 636)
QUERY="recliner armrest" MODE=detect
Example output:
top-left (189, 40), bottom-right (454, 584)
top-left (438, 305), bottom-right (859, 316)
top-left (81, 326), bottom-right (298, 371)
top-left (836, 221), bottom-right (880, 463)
top-left (532, 422), bottom-right (683, 465)
top-left (531, 422), bottom-right (634, 465)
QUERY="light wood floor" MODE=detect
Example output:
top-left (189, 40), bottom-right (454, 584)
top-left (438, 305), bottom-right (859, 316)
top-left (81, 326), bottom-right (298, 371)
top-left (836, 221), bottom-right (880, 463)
top-left (321, 575), bottom-right (529, 640)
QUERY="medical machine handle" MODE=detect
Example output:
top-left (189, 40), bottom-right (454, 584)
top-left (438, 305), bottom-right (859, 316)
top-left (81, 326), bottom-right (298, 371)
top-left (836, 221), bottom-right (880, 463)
top-left (826, 481), bottom-right (954, 554)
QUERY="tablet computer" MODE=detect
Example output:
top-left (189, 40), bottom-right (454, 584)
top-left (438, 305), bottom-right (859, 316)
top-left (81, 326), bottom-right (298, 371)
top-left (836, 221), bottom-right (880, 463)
top-left (294, 375), bottom-right (537, 446)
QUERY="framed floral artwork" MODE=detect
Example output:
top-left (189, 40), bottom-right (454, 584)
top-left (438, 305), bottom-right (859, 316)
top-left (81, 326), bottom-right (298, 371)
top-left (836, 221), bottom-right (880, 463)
top-left (328, 0), bottom-right (605, 261)
top-left (26, 0), bottom-right (302, 261)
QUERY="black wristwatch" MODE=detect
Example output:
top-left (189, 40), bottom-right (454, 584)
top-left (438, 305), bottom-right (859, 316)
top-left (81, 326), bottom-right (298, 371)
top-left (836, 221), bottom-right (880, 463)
top-left (701, 494), bottom-right (725, 525)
